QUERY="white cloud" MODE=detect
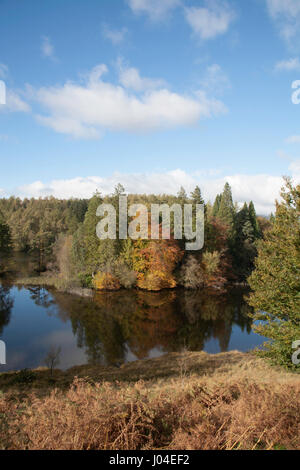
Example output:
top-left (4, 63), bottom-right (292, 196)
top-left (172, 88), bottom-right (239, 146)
top-left (266, 0), bottom-right (300, 42)
top-left (0, 63), bottom-right (8, 79)
top-left (289, 159), bottom-right (300, 174)
top-left (102, 24), bottom-right (128, 45)
top-left (128, 0), bottom-right (180, 20)
top-left (185, 0), bottom-right (235, 40)
top-left (199, 64), bottom-right (230, 94)
top-left (118, 60), bottom-right (166, 91)
top-left (41, 36), bottom-right (55, 59)
top-left (267, 0), bottom-right (300, 17)
top-left (0, 90), bottom-right (30, 113)
top-left (31, 63), bottom-right (226, 139)
top-left (15, 169), bottom-right (299, 215)
top-left (286, 135), bottom-right (300, 143)
top-left (275, 57), bottom-right (300, 71)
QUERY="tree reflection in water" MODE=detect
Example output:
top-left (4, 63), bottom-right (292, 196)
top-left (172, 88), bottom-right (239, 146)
top-left (49, 288), bottom-right (253, 366)
top-left (0, 284), bottom-right (14, 336)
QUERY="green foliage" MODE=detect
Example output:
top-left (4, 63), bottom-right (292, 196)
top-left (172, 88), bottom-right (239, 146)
top-left (13, 369), bottom-right (36, 384)
top-left (0, 211), bottom-right (12, 273)
top-left (81, 192), bottom-right (103, 272)
top-left (248, 178), bottom-right (300, 370)
top-left (190, 186), bottom-right (204, 205)
top-left (248, 201), bottom-right (261, 239)
top-left (0, 222), bottom-right (12, 254)
top-left (0, 184), bottom-right (263, 291)
top-left (77, 273), bottom-right (93, 288)
top-left (212, 194), bottom-right (221, 217)
top-left (231, 203), bottom-right (258, 280)
top-left (202, 251), bottom-right (220, 276)
top-left (177, 186), bottom-right (188, 205)
top-left (217, 182), bottom-right (235, 228)
top-left (0, 197), bottom-right (88, 270)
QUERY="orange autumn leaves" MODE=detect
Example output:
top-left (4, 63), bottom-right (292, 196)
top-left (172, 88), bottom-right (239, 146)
top-left (92, 213), bottom-right (184, 292)
top-left (132, 238), bottom-right (183, 291)
top-left (92, 238), bottom-right (183, 292)
top-left (93, 271), bottom-right (121, 291)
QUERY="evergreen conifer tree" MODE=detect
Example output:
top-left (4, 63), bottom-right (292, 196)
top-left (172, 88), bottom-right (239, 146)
top-left (248, 178), bottom-right (300, 369)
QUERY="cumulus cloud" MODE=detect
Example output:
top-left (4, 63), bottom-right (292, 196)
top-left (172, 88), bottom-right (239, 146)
top-left (0, 64), bottom-right (30, 112)
top-left (0, 90), bottom-right (30, 113)
top-left (15, 168), bottom-right (299, 215)
top-left (30, 63), bottom-right (226, 139)
top-left (185, 0), bottom-right (235, 40)
top-left (118, 60), bottom-right (166, 91)
top-left (102, 24), bottom-right (128, 45)
top-left (41, 36), bottom-right (56, 59)
top-left (275, 57), bottom-right (300, 71)
top-left (267, 0), bottom-right (300, 17)
top-left (289, 159), bottom-right (300, 174)
top-left (266, 0), bottom-right (300, 43)
top-left (128, 0), bottom-right (180, 20)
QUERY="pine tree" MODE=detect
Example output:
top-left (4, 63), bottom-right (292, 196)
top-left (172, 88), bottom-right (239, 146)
top-left (212, 194), bottom-right (222, 217)
top-left (217, 182), bottom-right (235, 228)
top-left (0, 210), bottom-right (12, 273)
top-left (190, 186), bottom-right (204, 205)
top-left (113, 183), bottom-right (125, 197)
top-left (248, 178), bottom-right (300, 369)
top-left (231, 203), bottom-right (256, 279)
top-left (177, 186), bottom-right (188, 204)
top-left (82, 191), bottom-right (103, 272)
top-left (248, 201), bottom-right (261, 238)
top-left (0, 212), bottom-right (11, 253)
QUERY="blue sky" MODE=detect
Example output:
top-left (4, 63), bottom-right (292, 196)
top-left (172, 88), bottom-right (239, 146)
top-left (1, 0), bottom-right (300, 213)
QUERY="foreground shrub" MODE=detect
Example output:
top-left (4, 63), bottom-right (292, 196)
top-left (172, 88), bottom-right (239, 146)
top-left (1, 373), bottom-right (300, 450)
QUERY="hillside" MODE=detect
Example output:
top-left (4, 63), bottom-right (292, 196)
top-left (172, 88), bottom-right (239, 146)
top-left (0, 351), bottom-right (299, 450)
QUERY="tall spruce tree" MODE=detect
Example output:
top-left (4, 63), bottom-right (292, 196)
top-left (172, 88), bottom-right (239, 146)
top-left (0, 210), bottom-right (12, 273)
top-left (81, 191), bottom-right (103, 272)
top-left (0, 211), bottom-right (11, 253)
top-left (248, 201), bottom-right (261, 238)
top-left (190, 186), bottom-right (204, 205)
top-left (217, 182), bottom-right (235, 228)
top-left (248, 178), bottom-right (300, 369)
top-left (232, 203), bottom-right (257, 280)
top-left (177, 186), bottom-right (188, 205)
top-left (212, 194), bottom-right (222, 217)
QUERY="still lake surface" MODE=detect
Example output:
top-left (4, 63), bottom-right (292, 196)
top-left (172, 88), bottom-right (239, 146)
top-left (0, 256), bottom-right (266, 372)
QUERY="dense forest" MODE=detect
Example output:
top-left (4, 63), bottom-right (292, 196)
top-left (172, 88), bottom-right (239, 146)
top-left (0, 182), bottom-right (270, 292)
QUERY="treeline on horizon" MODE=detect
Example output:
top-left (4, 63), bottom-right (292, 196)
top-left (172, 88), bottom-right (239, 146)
top-left (0, 183), bottom-right (271, 291)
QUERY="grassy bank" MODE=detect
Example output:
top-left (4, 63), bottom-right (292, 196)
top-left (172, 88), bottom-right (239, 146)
top-left (0, 351), bottom-right (299, 450)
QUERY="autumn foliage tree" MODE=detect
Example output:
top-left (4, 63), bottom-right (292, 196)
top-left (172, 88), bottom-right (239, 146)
top-left (132, 238), bottom-right (183, 291)
top-left (93, 271), bottom-right (121, 291)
